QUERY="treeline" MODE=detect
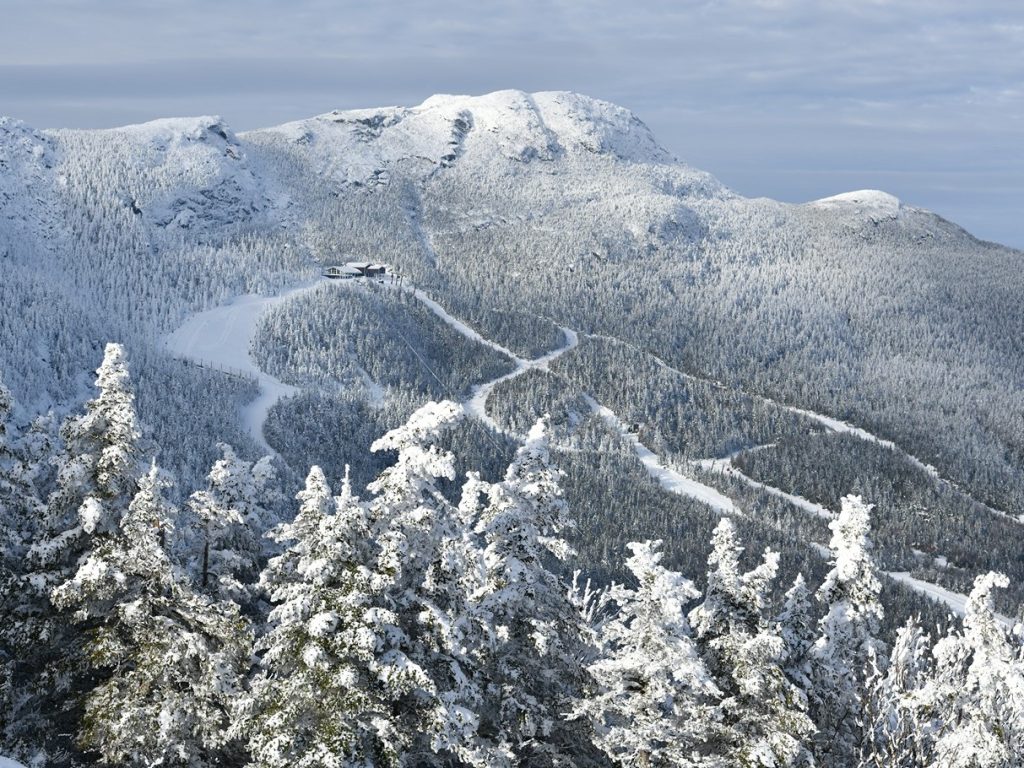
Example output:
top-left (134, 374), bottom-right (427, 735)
top-left (3, 346), bottom-right (1023, 768)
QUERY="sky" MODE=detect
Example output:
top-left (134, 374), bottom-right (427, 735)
top-left (1, 0), bottom-right (1022, 248)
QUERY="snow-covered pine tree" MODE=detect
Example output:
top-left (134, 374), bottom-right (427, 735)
top-left (243, 466), bottom-right (425, 768)
top-left (51, 464), bottom-right (252, 768)
top-left (775, 573), bottom-right (816, 701)
top-left (0, 382), bottom-right (50, 762)
top-left (578, 539), bottom-right (716, 767)
top-left (31, 343), bottom-right (143, 586)
top-left (470, 417), bottom-right (598, 766)
top-left (17, 343), bottom-right (145, 762)
top-left (689, 518), bottom-right (815, 767)
top-left (367, 401), bottom-right (498, 766)
top-left (923, 572), bottom-right (1024, 767)
top-left (185, 443), bottom-right (280, 610)
top-left (809, 495), bottom-right (885, 766)
top-left (860, 617), bottom-right (934, 767)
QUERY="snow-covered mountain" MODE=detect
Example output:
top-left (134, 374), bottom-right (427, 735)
top-left (4, 89), bottom-right (1024, 768)
top-left (2, 89), bottom-right (1023, 614)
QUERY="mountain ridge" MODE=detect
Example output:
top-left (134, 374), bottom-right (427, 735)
top-left (3, 89), bottom-right (998, 241)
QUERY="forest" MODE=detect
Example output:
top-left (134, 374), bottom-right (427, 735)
top-left (2, 91), bottom-right (1024, 766)
top-left (2, 345), bottom-right (1022, 767)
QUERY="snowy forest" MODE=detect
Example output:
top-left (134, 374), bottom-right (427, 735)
top-left (2, 345), bottom-right (1023, 768)
top-left (2, 89), bottom-right (1024, 766)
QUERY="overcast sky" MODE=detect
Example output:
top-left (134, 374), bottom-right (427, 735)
top-left (2, 0), bottom-right (1021, 247)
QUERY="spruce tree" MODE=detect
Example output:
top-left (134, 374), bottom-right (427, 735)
top-left (243, 466), bottom-right (421, 768)
top-left (861, 617), bottom-right (934, 767)
top-left (367, 401), bottom-right (497, 766)
top-left (52, 465), bottom-right (251, 768)
top-left (689, 519), bottom-right (815, 767)
top-left (809, 495), bottom-right (885, 766)
top-left (775, 573), bottom-right (816, 700)
top-left (925, 572), bottom-right (1024, 767)
top-left (186, 443), bottom-right (279, 610)
top-left (578, 539), bottom-right (716, 767)
top-left (19, 343), bottom-right (144, 763)
top-left (470, 418), bottom-right (598, 766)
top-left (0, 382), bottom-right (49, 762)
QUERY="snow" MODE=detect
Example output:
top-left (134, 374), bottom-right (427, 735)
top-left (694, 456), bottom-right (833, 521)
top-left (585, 395), bottom-right (739, 516)
top-left (163, 279), bottom-right (330, 454)
top-left (406, 288), bottom-right (519, 361)
top-left (782, 406), bottom-right (940, 478)
top-left (464, 327), bottom-right (579, 435)
top-left (0, 757), bottom-right (28, 768)
top-left (810, 190), bottom-right (902, 215)
top-left (639, 342), bottom-right (1016, 524)
top-left (378, 280), bottom-right (579, 435)
top-left (886, 571), bottom-right (1015, 630)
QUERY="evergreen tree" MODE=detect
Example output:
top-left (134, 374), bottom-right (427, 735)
top-left (924, 572), bottom-right (1024, 767)
top-left (0, 382), bottom-right (50, 762)
top-left (689, 518), bottom-right (815, 767)
top-left (809, 495), bottom-right (885, 766)
top-left (185, 443), bottom-right (280, 609)
top-left (243, 466), bottom-right (423, 768)
top-left (16, 343), bottom-right (145, 763)
top-left (31, 342), bottom-right (143, 586)
top-left (860, 617), bottom-right (934, 767)
top-left (776, 574), bottom-right (816, 700)
top-left (578, 539), bottom-right (716, 767)
top-left (52, 465), bottom-right (251, 768)
top-left (470, 418), bottom-right (597, 766)
top-left (367, 401), bottom-right (498, 766)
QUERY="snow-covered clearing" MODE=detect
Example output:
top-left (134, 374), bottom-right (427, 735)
top-left (0, 758), bottom-right (27, 768)
top-left (887, 571), bottom-right (1016, 630)
top-left (163, 279), bottom-right (329, 454)
top-left (584, 395), bottom-right (740, 516)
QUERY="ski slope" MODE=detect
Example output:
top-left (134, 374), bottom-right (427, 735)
top-left (584, 394), bottom-right (740, 516)
top-left (382, 280), bottom-right (580, 435)
top-left (162, 279), bottom-right (328, 454)
top-left (464, 327), bottom-right (579, 435)
top-left (693, 456), bottom-right (833, 521)
top-left (887, 571), bottom-right (1016, 630)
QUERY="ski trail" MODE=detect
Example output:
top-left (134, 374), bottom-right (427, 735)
top-left (593, 333), bottom-right (1014, 523)
top-left (389, 310), bottom-right (1017, 622)
top-left (163, 278), bottom-right (329, 455)
top-left (886, 571), bottom-right (1016, 629)
top-left (782, 406), bottom-right (940, 478)
top-left (693, 456), bottom-right (833, 521)
top-left (381, 280), bottom-right (579, 434)
top-left (465, 327), bottom-right (579, 435)
top-left (584, 394), bottom-right (740, 516)
top-left (404, 287), bottom-right (521, 361)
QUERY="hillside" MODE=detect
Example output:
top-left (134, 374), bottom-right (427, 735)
top-left (1, 89), bottom-right (1023, 620)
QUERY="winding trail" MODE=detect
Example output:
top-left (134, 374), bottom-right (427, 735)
top-left (162, 278), bottom-right (329, 454)
top-left (465, 327), bottom-right (579, 435)
top-left (693, 455), bottom-right (833, 521)
top-left (160, 277), bottom-right (1014, 628)
top-left (383, 282), bottom-right (580, 435)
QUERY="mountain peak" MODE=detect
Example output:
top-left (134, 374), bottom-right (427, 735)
top-left (810, 189), bottom-right (902, 214)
